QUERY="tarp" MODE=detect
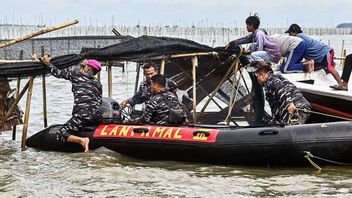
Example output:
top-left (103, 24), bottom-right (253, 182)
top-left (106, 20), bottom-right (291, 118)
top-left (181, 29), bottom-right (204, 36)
top-left (0, 35), bottom-right (239, 78)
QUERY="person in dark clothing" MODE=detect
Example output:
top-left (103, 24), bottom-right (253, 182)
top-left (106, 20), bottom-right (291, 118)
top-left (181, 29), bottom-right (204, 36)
top-left (41, 55), bottom-right (103, 152)
top-left (256, 66), bottom-right (311, 125)
top-left (330, 53), bottom-right (352, 91)
top-left (125, 74), bottom-right (184, 125)
top-left (120, 63), bottom-right (177, 108)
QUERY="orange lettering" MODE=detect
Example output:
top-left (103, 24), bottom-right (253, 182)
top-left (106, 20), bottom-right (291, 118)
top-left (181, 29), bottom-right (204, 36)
top-left (173, 128), bottom-right (182, 139)
top-left (100, 125), bottom-right (109, 136)
top-left (108, 126), bottom-right (119, 136)
top-left (163, 128), bottom-right (173, 138)
top-left (119, 126), bottom-right (131, 136)
top-left (153, 127), bottom-right (165, 137)
top-left (140, 126), bottom-right (151, 137)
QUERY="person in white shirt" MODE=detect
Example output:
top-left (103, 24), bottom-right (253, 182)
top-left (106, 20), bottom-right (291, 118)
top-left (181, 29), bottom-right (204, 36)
top-left (269, 34), bottom-right (314, 73)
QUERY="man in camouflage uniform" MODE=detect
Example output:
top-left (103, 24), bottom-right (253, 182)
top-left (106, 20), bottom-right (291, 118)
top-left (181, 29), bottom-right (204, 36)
top-left (256, 66), bottom-right (311, 125)
top-left (120, 63), bottom-right (177, 108)
top-left (41, 55), bottom-right (103, 152)
top-left (126, 74), bottom-right (184, 125)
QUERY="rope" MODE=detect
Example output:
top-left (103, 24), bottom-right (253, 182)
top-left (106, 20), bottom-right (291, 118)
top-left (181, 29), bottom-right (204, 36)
top-left (296, 108), bottom-right (352, 121)
top-left (304, 151), bottom-right (322, 170)
top-left (303, 151), bottom-right (352, 166)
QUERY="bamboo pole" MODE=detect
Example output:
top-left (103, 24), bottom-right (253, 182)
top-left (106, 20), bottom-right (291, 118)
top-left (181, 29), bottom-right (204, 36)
top-left (199, 57), bottom-right (239, 115)
top-left (0, 19), bottom-right (79, 49)
top-left (41, 46), bottom-right (48, 127)
top-left (108, 64), bottom-right (113, 98)
top-left (226, 58), bottom-right (240, 125)
top-left (174, 63), bottom-right (224, 112)
top-left (12, 78), bottom-right (21, 140)
top-left (21, 76), bottom-right (35, 148)
top-left (134, 63), bottom-right (141, 94)
top-left (191, 56), bottom-right (198, 124)
top-left (340, 40), bottom-right (345, 66)
top-left (160, 59), bottom-right (165, 75)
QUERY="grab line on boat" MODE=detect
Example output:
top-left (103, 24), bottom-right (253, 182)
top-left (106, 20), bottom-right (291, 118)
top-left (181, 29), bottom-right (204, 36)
top-left (304, 151), bottom-right (352, 169)
top-left (297, 108), bottom-right (352, 121)
top-left (304, 151), bottom-right (322, 170)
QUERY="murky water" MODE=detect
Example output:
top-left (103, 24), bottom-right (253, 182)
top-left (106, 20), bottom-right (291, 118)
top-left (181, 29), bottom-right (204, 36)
top-left (1, 35), bottom-right (352, 197)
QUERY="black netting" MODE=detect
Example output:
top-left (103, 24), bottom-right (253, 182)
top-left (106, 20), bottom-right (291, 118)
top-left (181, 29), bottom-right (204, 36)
top-left (0, 35), bottom-right (240, 79)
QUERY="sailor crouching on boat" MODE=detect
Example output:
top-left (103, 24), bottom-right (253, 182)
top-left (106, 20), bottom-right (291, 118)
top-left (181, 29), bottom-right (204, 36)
top-left (41, 55), bottom-right (103, 152)
top-left (256, 66), bottom-right (311, 125)
top-left (120, 63), bottom-right (177, 111)
top-left (124, 74), bottom-right (185, 125)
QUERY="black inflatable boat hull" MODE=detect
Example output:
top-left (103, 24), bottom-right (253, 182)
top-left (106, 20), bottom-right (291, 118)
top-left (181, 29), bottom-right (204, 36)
top-left (26, 122), bottom-right (352, 166)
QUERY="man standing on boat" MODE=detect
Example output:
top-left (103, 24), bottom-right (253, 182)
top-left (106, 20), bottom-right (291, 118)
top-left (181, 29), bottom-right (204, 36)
top-left (120, 63), bottom-right (177, 109)
top-left (125, 74), bottom-right (185, 125)
top-left (41, 55), bottom-right (103, 152)
top-left (256, 66), bottom-right (311, 125)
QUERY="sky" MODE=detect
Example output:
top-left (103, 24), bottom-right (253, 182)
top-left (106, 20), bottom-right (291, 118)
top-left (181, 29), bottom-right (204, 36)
top-left (0, 0), bottom-right (351, 28)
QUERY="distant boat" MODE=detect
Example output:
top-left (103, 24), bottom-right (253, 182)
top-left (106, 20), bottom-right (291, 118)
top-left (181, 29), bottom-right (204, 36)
top-left (336, 23), bottom-right (352, 28)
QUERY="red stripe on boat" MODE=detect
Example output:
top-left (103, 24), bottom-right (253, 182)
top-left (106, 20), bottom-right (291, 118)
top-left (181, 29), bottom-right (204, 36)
top-left (310, 102), bottom-right (352, 119)
top-left (93, 124), bottom-right (219, 143)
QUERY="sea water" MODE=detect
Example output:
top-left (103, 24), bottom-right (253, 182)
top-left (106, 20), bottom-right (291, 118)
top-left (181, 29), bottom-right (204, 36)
top-left (0, 34), bottom-right (352, 197)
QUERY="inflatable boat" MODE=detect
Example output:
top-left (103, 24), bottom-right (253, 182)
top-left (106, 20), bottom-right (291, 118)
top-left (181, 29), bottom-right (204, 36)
top-left (26, 121), bottom-right (352, 167)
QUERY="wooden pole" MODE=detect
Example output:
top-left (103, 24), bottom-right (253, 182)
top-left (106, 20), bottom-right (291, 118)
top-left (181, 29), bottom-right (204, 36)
top-left (41, 46), bottom-right (48, 128)
top-left (12, 78), bottom-right (21, 140)
top-left (108, 64), bottom-right (113, 98)
top-left (199, 57), bottom-right (239, 115)
top-left (12, 50), bottom-right (24, 140)
top-left (226, 59), bottom-right (240, 125)
top-left (160, 59), bottom-right (165, 75)
top-left (340, 40), bottom-right (345, 66)
top-left (0, 19), bottom-right (79, 48)
top-left (21, 76), bottom-right (35, 148)
top-left (191, 56), bottom-right (198, 124)
top-left (134, 63), bottom-right (141, 94)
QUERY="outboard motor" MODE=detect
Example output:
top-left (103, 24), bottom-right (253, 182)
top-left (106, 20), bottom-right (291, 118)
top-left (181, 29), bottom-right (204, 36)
top-left (100, 97), bottom-right (122, 123)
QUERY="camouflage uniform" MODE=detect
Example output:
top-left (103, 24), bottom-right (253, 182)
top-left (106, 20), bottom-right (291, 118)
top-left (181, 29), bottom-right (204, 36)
top-left (127, 89), bottom-right (182, 125)
top-left (264, 74), bottom-right (311, 125)
top-left (127, 78), bottom-right (177, 107)
top-left (47, 63), bottom-right (102, 142)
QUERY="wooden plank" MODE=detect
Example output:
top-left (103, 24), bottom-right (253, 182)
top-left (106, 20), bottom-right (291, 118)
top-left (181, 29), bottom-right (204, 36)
top-left (21, 76), bottom-right (35, 148)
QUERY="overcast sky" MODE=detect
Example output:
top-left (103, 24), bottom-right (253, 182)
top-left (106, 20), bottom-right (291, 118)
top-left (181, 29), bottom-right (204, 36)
top-left (1, 0), bottom-right (351, 28)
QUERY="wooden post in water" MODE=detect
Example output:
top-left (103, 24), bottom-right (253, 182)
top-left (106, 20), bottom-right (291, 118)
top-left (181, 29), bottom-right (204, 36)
top-left (160, 59), bottom-right (165, 75)
top-left (134, 63), bottom-right (141, 94)
top-left (21, 76), bottom-right (35, 148)
top-left (12, 50), bottom-right (24, 140)
top-left (341, 40), bottom-right (345, 66)
top-left (41, 46), bottom-right (48, 127)
top-left (107, 63), bottom-right (113, 98)
top-left (226, 58), bottom-right (240, 125)
top-left (191, 56), bottom-right (198, 124)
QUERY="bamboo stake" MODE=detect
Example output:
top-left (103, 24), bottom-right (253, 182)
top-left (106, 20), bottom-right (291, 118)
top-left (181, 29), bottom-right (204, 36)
top-left (160, 59), bottom-right (165, 75)
top-left (12, 78), bottom-right (21, 140)
top-left (199, 57), bottom-right (239, 115)
top-left (340, 40), bottom-right (345, 66)
top-left (226, 58), bottom-right (240, 125)
top-left (191, 56), bottom-right (198, 124)
top-left (0, 19), bottom-right (79, 49)
top-left (134, 63), bottom-right (141, 94)
top-left (41, 46), bottom-right (48, 127)
top-left (21, 76), bottom-right (35, 148)
top-left (174, 63), bottom-right (224, 112)
top-left (108, 64), bottom-right (113, 98)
